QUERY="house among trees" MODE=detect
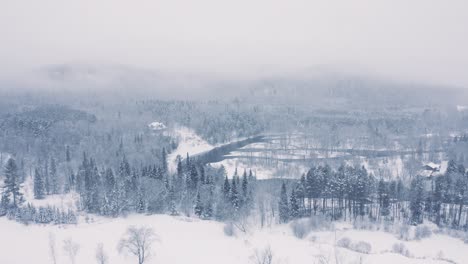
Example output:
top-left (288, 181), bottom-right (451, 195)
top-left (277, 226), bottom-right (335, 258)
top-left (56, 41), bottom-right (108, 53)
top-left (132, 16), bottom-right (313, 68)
top-left (148, 121), bottom-right (167, 131)
top-left (419, 162), bottom-right (443, 178)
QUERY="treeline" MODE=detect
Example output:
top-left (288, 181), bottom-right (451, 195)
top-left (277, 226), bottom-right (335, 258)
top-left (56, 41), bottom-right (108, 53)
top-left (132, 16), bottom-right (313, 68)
top-left (278, 160), bottom-right (468, 229)
top-left (7, 204), bottom-right (77, 225)
top-left (2, 148), bottom-right (468, 231)
top-left (30, 147), bottom-right (256, 221)
top-left (0, 158), bottom-right (78, 224)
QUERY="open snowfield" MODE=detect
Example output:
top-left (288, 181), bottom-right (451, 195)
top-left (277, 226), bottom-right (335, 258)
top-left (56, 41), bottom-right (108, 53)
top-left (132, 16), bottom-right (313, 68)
top-left (0, 214), bottom-right (466, 264)
top-left (2, 168), bottom-right (467, 264)
top-left (22, 176), bottom-right (80, 211)
top-left (166, 126), bottom-right (214, 173)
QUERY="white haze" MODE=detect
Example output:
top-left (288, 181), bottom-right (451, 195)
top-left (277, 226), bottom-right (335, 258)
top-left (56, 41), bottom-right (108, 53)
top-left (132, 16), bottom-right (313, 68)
top-left (1, 0), bottom-right (468, 88)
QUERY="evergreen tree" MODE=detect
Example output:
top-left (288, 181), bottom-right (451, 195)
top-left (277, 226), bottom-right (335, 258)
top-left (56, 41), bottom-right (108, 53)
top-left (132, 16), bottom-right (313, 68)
top-left (203, 199), bottom-right (213, 219)
top-left (177, 158), bottom-right (183, 176)
top-left (33, 168), bottom-right (45, 199)
top-left (194, 192), bottom-right (203, 217)
top-left (44, 159), bottom-right (50, 195)
top-left (223, 176), bottom-right (230, 200)
top-left (2, 158), bottom-right (24, 208)
top-left (103, 168), bottom-right (119, 216)
top-left (231, 178), bottom-right (239, 211)
top-left (199, 165), bottom-right (205, 185)
top-left (432, 176), bottom-right (443, 225)
top-left (279, 182), bottom-right (289, 223)
top-left (248, 169), bottom-right (255, 181)
top-left (410, 176), bottom-right (425, 225)
top-left (188, 164), bottom-right (199, 191)
top-left (161, 148), bottom-right (168, 175)
top-left (289, 188), bottom-right (300, 219)
top-left (242, 170), bottom-right (248, 198)
top-left (66, 145), bottom-right (71, 162)
top-left (50, 157), bottom-right (59, 194)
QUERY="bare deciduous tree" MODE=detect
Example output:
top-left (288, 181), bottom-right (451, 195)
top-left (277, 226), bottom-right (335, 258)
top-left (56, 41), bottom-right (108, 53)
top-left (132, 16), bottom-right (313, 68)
top-left (49, 233), bottom-right (57, 264)
top-left (95, 243), bottom-right (108, 264)
top-left (63, 238), bottom-right (80, 264)
top-left (118, 226), bottom-right (157, 264)
top-left (252, 246), bottom-right (274, 264)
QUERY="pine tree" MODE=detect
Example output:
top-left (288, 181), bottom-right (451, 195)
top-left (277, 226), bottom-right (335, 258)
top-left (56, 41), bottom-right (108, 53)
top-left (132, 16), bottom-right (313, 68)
top-left (279, 182), bottom-right (289, 223)
top-left (103, 168), bottom-right (118, 216)
top-left (176, 158), bottom-right (184, 193)
top-left (44, 159), bottom-right (50, 195)
top-left (168, 186), bottom-right (178, 216)
top-left (199, 165), bottom-right (205, 185)
top-left (0, 191), bottom-right (10, 215)
top-left (66, 145), bottom-right (71, 162)
top-left (33, 168), bottom-right (45, 199)
top-left (3, 158), bottom-right (24, 208)
top-left (161, 148), bottom-right (168, 175)
top-left (231, 178), bottom-right (239, 211)
top-left (223, 176), bottom-right (230, 200)
top-left (203, 199), bottom-right (213, 219)
top-left (242, 170), bottom-right (248, 197)
top-left (289, 188), bottom-right (300, 219)
top-left (410, 176), bottom-right (425, 225)
top-left (194, 192), bottom-right (203, 217)
top-left (50, 157), bottom-right (59, 194)
top-left (248, 169), bottom-right (255, 181)
top-left (188, 164), bottom-right (198, 191)
top-left (177, 158), bottom-right (183, 176)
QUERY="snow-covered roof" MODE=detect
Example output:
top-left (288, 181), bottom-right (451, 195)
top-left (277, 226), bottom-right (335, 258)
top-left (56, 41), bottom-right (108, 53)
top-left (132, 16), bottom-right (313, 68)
top-left (457, 105), bottom-right (468, 112)
top-left (423, 162), bottom-right (440, 171)
top-left (148, 121), bottom-right (167, 131)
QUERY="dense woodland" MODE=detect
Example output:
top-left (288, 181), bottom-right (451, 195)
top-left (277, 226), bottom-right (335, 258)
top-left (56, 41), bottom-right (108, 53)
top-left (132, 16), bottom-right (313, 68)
top-left (0, 97), bottom-right (467, 231)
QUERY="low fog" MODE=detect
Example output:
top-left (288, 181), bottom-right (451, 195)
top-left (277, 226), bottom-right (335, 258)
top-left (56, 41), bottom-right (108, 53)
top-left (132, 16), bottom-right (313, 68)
top-left (1, 0), bottom-right (468, 100)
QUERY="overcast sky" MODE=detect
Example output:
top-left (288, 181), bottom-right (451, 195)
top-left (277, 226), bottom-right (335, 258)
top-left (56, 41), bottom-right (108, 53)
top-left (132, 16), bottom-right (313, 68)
top-left (1, 0), bottom-right (468, 87)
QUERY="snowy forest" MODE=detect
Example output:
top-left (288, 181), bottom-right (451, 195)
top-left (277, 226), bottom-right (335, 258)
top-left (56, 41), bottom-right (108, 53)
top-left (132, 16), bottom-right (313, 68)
top-left (0, 84), bottom-right (468, 263)
top-left (2, 0), bottom-right (468, 263)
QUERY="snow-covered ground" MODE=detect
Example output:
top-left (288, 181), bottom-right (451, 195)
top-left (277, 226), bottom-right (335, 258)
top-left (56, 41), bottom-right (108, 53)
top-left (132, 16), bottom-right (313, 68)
top-left (0, 214), bottom-right (465, 264)
top-left (22, 176), bottom-right (80, 211)
top-left (165, 128), bottom-right (449, 180)
top-left (166, 126), bottom-right (214, 173)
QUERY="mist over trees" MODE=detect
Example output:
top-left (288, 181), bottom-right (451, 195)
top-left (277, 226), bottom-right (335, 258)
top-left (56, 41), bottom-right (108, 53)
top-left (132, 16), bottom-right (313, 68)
top-left (0, 85), bottom-right (467, 234)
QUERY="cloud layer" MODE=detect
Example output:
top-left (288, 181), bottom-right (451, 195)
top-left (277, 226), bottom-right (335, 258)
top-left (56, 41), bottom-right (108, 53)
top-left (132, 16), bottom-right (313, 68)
top-left (1, 0), bottom-right (468, 87)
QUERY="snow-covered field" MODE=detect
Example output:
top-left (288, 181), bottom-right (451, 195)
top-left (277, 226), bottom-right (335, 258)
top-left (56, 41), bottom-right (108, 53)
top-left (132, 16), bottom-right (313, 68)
top-left (164, 128), bottom-right (449, 180)
top-left (22, 176), bottom-right (80, 211)
top-left (0, 214), bottom-right (466, 264)
top-left (165, 126), bottom-right (214, 173)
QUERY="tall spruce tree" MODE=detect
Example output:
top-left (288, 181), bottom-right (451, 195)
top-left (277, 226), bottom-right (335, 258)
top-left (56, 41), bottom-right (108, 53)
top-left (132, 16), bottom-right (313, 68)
top-left (279, 182), bottom-right (289, 223)
top-left (194, 192), bottom-right (203, 217)
top-left (289, 188), bottom-right (300, 219)
top-left (410, 176), bottom-right (425, 225)
top-left (161, 148), bottom-right (168, 175)
top-left (33, 168), bottom-right (45, 199)
top-left (3, 158), bottom-right (24, 208)
top-left (44, 159), bottom-right (50, 195)
top-left (66, 145), bottom-right (71, 162)
top-left (50, 157), bottom-right (59, 194)
top-left (231, 178), bottom-right (239, 211)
